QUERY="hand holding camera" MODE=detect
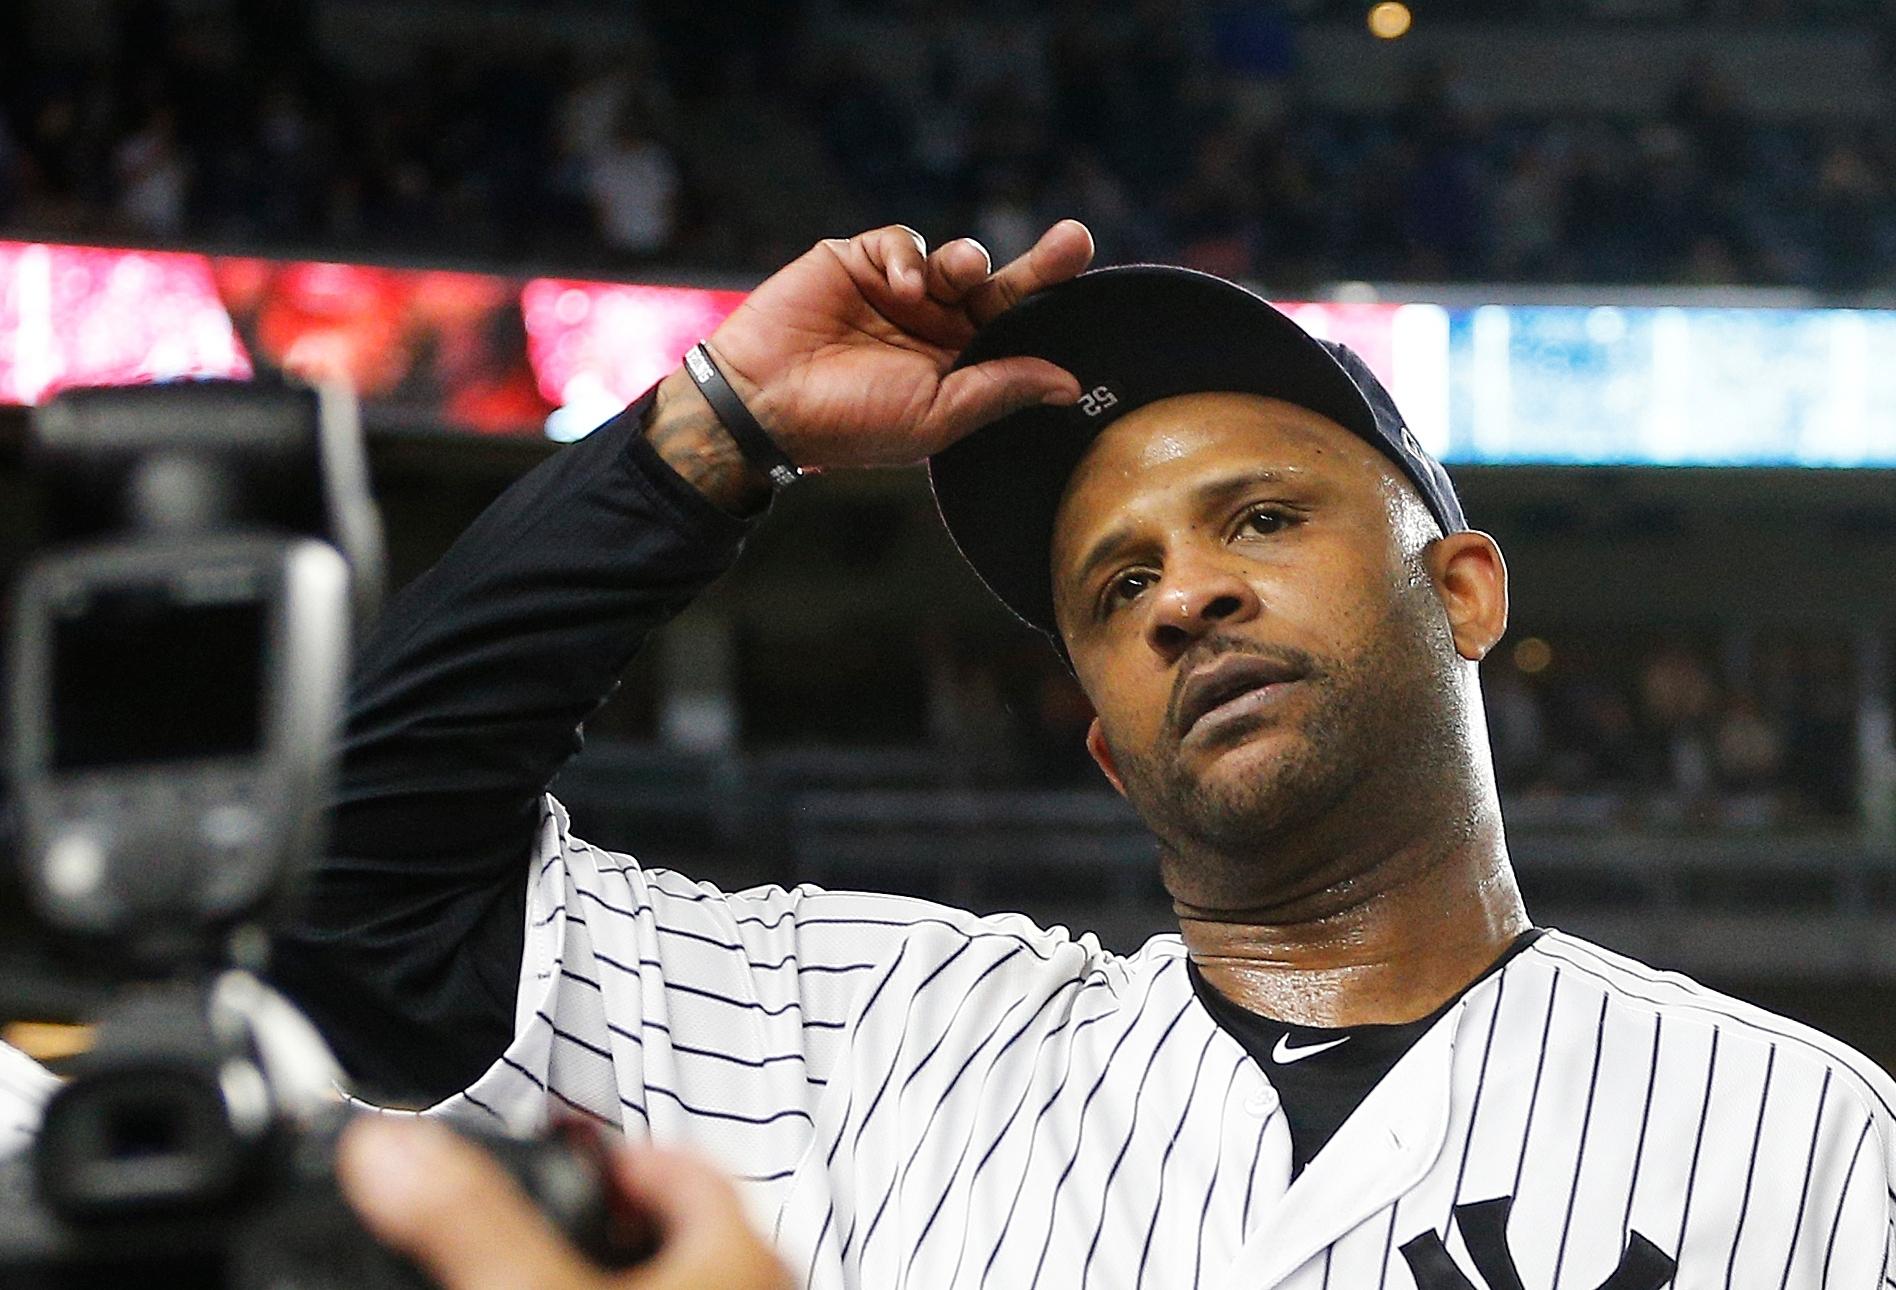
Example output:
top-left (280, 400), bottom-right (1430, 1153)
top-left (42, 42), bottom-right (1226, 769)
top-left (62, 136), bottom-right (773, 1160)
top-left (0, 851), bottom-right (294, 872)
top-left (339, 1118), bottom-right (791, 1290)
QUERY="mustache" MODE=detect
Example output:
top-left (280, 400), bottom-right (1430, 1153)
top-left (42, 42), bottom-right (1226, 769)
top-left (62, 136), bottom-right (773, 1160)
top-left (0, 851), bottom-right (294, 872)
top-left (1164, 636), bottom-right (1324, 740)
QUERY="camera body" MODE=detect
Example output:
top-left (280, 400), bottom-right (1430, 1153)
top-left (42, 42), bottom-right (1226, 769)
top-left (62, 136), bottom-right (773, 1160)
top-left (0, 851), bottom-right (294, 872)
top-left (6, 379), bottom-right (377, 967)
top-left (9, 535), bottom-right (348, 957)
top-left (0, 381), bottom-right (637, 1288)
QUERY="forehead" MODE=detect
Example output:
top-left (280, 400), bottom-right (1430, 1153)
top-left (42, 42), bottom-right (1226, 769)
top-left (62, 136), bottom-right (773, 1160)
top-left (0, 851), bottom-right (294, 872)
top-left (1050, 391), bottom-right (1396, 558)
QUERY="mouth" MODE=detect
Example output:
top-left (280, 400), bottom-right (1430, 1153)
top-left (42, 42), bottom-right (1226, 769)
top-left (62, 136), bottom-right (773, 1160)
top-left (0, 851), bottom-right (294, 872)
top-left (1174, 653), bottom-right (1307, 746)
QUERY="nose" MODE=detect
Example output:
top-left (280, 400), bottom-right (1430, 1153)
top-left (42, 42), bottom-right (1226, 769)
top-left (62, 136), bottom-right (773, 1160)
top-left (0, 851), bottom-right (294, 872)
top-left (1145, 555), bottom-right (1261, 661)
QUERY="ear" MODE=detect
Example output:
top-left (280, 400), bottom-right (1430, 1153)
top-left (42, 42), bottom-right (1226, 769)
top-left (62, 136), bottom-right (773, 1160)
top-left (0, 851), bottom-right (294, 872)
top-left (1085, 718), bottom-right (1128, 798)
top-left (1427, 530), bottom-right (1509, 662)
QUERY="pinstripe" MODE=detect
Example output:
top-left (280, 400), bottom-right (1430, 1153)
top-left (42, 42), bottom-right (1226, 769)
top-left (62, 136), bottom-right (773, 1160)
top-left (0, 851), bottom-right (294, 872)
top-left (552, 969), bottom-right (833, 1082)
top-left (1821, 1118), bottom-right (1874, 1287)
top-left (1723, 1043), bottom-right (1777, 1288)
top-left (540, 1009), bottom-right (613, 1061)
top-left (817, 939), bottom-right (911, 1190)
top-left (1241, 1106), bottom-right (1272, 1232)
top-left (838, 947), bottom-right (971, 1267)
top-left (1189, 1053), bottom-right (1251, 1290)
top-left (742, 1167), bottom-right (799, 1183)
top-left (462, 1090), bottom-right (506, 1124)
top-left (483, 815), bottom-right (1896, 1290)
top-left (847, 941), bottom-right (973, 1157)
top-left (525, 1008), bottom-right (649, 1124)
top-left (566, 912), bottom-right (872, 975)
top-left (548, 1082), bottom-right (622, 1127)
top-left (802, 1205), bottom-right (836, 1290)
top-left (664, 1033), bottom-right (806, 1067)
top-left (1035, 995), bottom-right (1195, 1290)
top-left (1779, 1067), bottom-right (1834, 1290)
top-left (500, 1051), bottom-right (547, 1090)
top-left (940, 976), bottom-right (1117, 1290)
top-left (658, 974), bottom-right (833, 1022)
top-left (647, 1084), bottom-right (811, 1126)
top-left (978, 961), bottom-right (1177, 1289)
top-left (1675, 1026), bottom-right (1723, 1256)
top-left (1538, 938), bottom-right (1896, 1121)
top-left (1084, 994), bottom-right (1198, 1290)
top-left (1551, 990), bottom-right (1611, 1288)
top-left (1375, 1201), bottom-right (1399, 1290)
top-left (858, 949), bottom-right (1032, 1265)
top-left (842, 939), bottom-right (913, 1049)
top-left (576, 879), bottom-right (994, 956)
top-left (896, 985), bottom-right (1056, 1283)
top-left (1511, 969), bottom-right (1563, 1196)
top-left (1620, 1012), bottom-right (1662, 1242)
top-left (826, 1083), bottom-right (857, 1170)
top-left (559, 965), bottom-right (607, 992)
top-left (581, 945), bottom-right (848, 1027)
top-left (1448, 970), bottom-right (1508, 1212)
top-left (897, 948), bottom-right (1029, 1099)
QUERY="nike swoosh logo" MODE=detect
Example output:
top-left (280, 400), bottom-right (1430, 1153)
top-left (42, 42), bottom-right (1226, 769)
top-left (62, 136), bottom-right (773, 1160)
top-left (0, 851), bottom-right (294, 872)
top-left (1271, 1034), bottom-right (1350, 1064)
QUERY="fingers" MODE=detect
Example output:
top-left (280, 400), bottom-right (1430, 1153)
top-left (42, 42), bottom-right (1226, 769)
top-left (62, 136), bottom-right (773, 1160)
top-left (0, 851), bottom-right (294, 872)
top-left (338, 1116), bottom-right (599, 1290)
top-left (847, 224), bottom-right (930, 301)
top-left (824, 221), bottom-right (1087, 336)
top-left (923, 355), bottom-right (1082, 454)
top-left (612, 1147), bottom-right (793, 1290)
top-left (966, 219), bottom-right (1095, 327)
top-left (922, 237), bottom-right (992, 306)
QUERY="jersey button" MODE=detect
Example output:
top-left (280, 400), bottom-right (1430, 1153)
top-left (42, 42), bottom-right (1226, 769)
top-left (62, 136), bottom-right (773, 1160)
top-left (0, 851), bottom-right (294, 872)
top-left (1242, 1090), bottom-right (1277, 1117)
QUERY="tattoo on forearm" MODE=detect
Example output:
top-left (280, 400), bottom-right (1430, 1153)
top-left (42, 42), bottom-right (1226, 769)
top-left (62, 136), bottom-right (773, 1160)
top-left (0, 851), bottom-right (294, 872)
top-left (645, 372), bottom-right (773, 516)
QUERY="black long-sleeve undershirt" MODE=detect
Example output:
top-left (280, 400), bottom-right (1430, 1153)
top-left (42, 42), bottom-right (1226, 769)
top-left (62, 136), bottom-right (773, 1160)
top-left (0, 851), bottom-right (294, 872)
top-left (264, 382), bottom-right (1517, 1160)
top-left (266, 389), bottom-right (753, 1104)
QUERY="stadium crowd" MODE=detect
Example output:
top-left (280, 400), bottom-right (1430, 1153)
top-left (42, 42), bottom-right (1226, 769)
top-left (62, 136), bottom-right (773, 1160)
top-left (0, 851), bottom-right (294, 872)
top-left (1, 0), bottom-right (1893, 290)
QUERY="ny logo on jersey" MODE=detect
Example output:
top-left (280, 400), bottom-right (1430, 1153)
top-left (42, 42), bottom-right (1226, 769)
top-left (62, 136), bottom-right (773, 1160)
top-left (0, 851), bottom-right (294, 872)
top-left (1400, 1196), bottom-right (1676, 1290)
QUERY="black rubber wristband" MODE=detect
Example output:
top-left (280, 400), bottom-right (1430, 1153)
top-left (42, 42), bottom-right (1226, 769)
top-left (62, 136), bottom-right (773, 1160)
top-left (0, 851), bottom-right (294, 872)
top-left (682, 343), bottom-right (801, 490)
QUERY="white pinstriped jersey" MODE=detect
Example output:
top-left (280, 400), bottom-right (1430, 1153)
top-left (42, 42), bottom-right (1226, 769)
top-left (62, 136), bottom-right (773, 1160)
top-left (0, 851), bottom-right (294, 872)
top-left (414, 798), bottom-right (1896, 1289)
top-left (0, 1042), bottom-right (57, 1160)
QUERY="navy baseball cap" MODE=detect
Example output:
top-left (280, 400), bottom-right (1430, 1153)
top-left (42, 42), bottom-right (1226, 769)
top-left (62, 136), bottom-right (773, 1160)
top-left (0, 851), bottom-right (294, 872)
top-left (927, 265), bottom-right (1467, 637)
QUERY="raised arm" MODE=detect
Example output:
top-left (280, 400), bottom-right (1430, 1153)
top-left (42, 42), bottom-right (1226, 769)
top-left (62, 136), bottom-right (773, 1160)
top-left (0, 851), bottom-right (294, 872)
top-left (268, 224), bottom-right (1094, 1105)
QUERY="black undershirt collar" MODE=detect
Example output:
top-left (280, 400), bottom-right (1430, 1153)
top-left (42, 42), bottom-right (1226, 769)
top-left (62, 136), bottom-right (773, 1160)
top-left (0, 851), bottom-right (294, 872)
top-left (1188, 928), bottom-right (1546, 1178)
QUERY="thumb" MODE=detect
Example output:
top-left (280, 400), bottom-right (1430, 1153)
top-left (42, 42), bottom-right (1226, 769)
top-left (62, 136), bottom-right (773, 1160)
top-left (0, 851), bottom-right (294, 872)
top-left (612, 1146), bottom-right (792, 1290)
top-left (338, 1116), bottom-right (600, 1290)
top-left (923, 357), bottom-right (1082, 453)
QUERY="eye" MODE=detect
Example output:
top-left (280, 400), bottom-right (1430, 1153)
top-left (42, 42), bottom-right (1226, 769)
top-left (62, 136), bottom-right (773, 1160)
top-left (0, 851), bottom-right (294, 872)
top-left (1100, 568), bottom-right (1156, 615)
top-left (1235, 505), bottom-right (1297, 539)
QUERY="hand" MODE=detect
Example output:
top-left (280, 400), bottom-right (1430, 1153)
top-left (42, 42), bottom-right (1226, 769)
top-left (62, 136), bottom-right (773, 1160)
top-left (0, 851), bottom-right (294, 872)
top-left (338, 1116), bottom-right (793, 1290)
top-left (705, 220), bottom-right (1094, 468)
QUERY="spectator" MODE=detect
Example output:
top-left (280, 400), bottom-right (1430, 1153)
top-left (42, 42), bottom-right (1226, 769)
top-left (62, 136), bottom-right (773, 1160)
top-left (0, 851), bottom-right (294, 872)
top-left (112, 105), bottom-right (188, 238)
top-left (1715, 692), bottom-right (1785, 793)
top-left (1167, 119), bottom-right (1264, 278)
top-left (1814, 139), bottom-right (1885, 292)
top-left (1490, 142), bottom-right (1565, 279)
top-left (585, 106), bottom-right (680, 259)
top-left (1636, 640), bottom-right (1719, 797)
top-left (0, 114), bottom-right (23, 225)
top-left (0, 0), bottom-right (1891, 287)
top-left (1484, 667), bottom-right (1549, 791)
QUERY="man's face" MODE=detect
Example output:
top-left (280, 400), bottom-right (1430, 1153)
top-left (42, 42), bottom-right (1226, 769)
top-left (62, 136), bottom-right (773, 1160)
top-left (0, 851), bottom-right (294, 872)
top-left (1050, 392), bottom-right (1462, 902)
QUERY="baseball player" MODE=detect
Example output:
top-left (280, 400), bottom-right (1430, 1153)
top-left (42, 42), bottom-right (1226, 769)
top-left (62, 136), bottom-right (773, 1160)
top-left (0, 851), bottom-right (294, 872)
top-left (270, 220), bottom-right (1896, 1289)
